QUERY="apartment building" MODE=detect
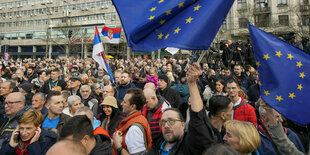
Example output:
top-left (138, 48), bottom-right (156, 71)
top-left (0, 0), bottom-right (124, 58)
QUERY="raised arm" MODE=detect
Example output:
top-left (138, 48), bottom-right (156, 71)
top-left (186, 63), bottom-right (203, 112)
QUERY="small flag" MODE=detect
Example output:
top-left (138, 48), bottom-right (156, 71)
top-left (92, 26), bottom-right (115, 83)
top-left (249, 22), bottom-right (310, 125)
top-left (101, 26), bottom-right (121, 44)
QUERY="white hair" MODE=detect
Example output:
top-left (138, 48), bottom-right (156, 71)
top-left (67, 95), bottom-right (81, 107)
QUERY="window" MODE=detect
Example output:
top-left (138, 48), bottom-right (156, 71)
top-left (302, 15), bottom-right (310, 26)
top-left (255, 14), bottom-right (270, 27)
top-left (279, 15), bottom-right (289, 26)
top-left (303, 0), bottom-right (309, 4)
top-left (239, 18), bottom-right (248, 28)
top-left (237, 0), bottom-right (247, 10)
top-left (255, 0), bottom-right (269, 11)
top-left (278, 0), bottom-right (287, 6)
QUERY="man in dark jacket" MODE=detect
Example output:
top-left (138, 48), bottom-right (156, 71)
top-left (40, 68), bottom-right (67, 94)
top-left (80, 85), bottom-right (100, 117)
top-left (148, 63), bottom-right (216, 155)
top-left (0, 92), bottom-right (31, 147)
top-left (233, 64), bottom-right (252, 91)
top-left (42, 91), bottom-right (71, 134)
top-left (59, 115), bottom-right (112, 155)
top-left (158, 74), bottom-right (182, 108)
top-left (116, 71), bottom-right (136, 101)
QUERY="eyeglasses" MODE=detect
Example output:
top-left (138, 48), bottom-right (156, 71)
top-left (159, 119), bottom-right (182, 127)
top-left (4, 101), bottom-right (22, 105)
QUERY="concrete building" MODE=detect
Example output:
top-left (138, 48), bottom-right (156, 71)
top-left (214, 0), bottom-right (310, 44)
top-left (0, 0), bottom-right (126, 59)
top-left (1, 0), bottom-right (310, 59)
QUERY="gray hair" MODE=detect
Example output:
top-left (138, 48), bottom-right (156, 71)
top-left (103, 75), bottom-right (110, 80)
top-left (91, 83), bottom-right (100, 92)
top-left (80, 85), bottom-right (91, 93)
top-left (258, 106), bottom-right (267, 116)
top-left (34, 92), bottom-right (46, 101)
top-left (67, 95), bottom-right (81, 107)
top-left (75, 106), bottom-right (93, 120)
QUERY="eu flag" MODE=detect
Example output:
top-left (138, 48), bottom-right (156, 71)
top-left (249, 23), bottom-right (310, 125)
top-left (112, 0), bottom-right (234, 52)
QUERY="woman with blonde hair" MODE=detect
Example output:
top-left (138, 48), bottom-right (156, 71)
top-left (224, 120), bottom-right (261, 155)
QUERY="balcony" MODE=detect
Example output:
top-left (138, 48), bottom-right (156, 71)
top-left (253, 7), bottom-right (271, 14)
top-left (301, 5), bottom-right (310, 12)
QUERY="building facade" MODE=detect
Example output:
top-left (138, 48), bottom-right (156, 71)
top-left (1, 0), bottom-right (310, 59)
top-left (0, 0), bottom-right (126, 58)
top-left (215, 0), bottom-right (310, 43)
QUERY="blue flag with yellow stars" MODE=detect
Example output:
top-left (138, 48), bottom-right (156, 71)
top-left (249, 23), bottom-right (310, 125)
top-left (112, 0), bottom-right (234, 52)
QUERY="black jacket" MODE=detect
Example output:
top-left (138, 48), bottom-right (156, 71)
top-left (0, 106), bottom-right (32, 147)
top-left (148, 109), bottom-right (216, 155)
top-left (159, 87), bottom-right (181, 108)
top-left (39, 79), bottom-right (67, 94)
top-left (89, 134), bottom-right (112, 155)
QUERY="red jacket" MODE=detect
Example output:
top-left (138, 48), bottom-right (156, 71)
top-left (233, 95), bottom-right (257, 126)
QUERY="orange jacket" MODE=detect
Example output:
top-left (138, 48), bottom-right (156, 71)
top-left (94, 126), bottom-right (110, 137)
top-left (112, 111), bottom-right (152, 154)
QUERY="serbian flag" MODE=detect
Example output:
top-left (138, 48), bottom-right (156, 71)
top-left (101, 26), bottom-right (121, 44)
top-left (92, 26), bottom-right (115, 83)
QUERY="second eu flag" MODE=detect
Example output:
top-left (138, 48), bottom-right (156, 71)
top-left (249, 23), bottom-right (310, 125)
top-left (112, 0), bottom-right (234, 52)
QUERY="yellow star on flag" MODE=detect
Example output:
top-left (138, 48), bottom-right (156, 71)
top-left (150, 7), bottom-right (156, 12)
top-left (287, 53), bottom-right (293, 60)
top-left (263, 54), bottom-right (270, 60)
top-left (296, 61), bottom-right (303, 68)
top-left (178, 2), bottom-right (184, 8)
top-left (159, 19), bottom-right (165, 25)
top-left (297, 84), bottom-right (303, 91)
top-left (148, 15), bottom-right (155, 20)
top-left (276, 96), bottom-right (283, 102)
top-left (264, 90), bottom-right (270, 96)
top-left (157, 33), bottom-right (163, 39)
top-left (300, 72), bottom-right (306, 79)
top-left (275, 51), bottom-right (282, 58)
top-left (186, 17), bottom-right (194, 23)
top-left (158, 0), bottom-right (164, 4)
top-left (256, 61), bottom-right (261, 67)
top-left (165, 33), bottom-right (169, 39)
top-left (289, 93), bottom-right (296, 99)
top-left (258, 81), bottom-right (262, 86)
top-left (174, 27), bottom-right (181, 34)
top-left (166, 10), bottom-right (171, 15)
top-left (194, 5), bottom-right (201, 11)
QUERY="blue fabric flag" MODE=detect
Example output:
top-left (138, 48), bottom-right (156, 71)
top-left (249, 23), bottom-right (310, 125)
top-left (112, 0), bottom-right (234, 52)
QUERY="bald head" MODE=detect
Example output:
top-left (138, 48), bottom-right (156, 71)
top-left (144, 82), bottom-right (156, 92)
top-left (5, 92), bottom-right (25, 117)
top-left (46, 140), bottom-right (87, 155)
top-left (143, 88), bottom-right (158, 110)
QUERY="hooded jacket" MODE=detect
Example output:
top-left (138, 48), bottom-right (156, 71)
top-left (89, 134), bottom-right (112, 155)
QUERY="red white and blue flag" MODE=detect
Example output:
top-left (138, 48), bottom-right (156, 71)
top-left (101, 26), bottom-right (121, 44)
top-left (92, 26), bottom-right (115, 83)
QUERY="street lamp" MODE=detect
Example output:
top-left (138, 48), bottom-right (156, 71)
top-left (42, 3), bottom-right (52, 59)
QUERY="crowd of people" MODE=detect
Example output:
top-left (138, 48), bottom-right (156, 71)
top-left (0, 53), bottom-right (308, 155)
